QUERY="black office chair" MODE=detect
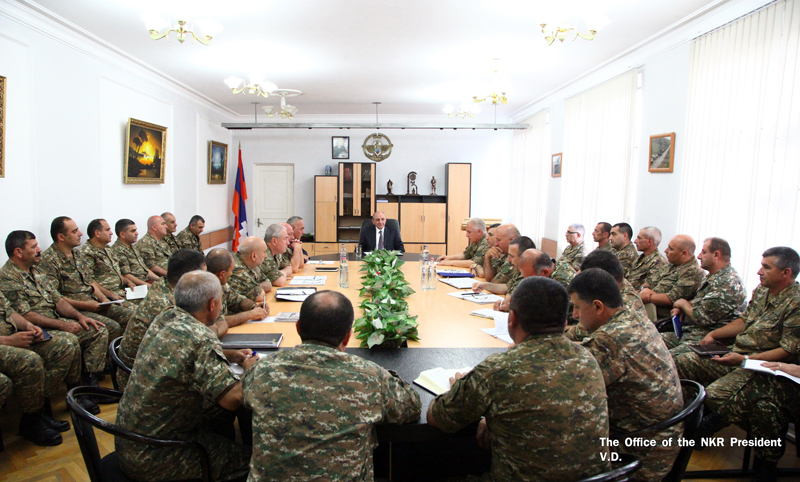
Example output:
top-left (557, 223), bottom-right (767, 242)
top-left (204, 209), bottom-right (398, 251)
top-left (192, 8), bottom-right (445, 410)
top-left (612, 379), bottom-right (705, 482)
top-left (576, 453), bottom-right (641, 482)
top-left (67, 386), bottom-right (210, 482)
top-left (107, 336), bottom-right (131, 391)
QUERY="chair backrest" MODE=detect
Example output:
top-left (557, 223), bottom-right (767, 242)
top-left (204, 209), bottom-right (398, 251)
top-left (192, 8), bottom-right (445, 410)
top-left (66, 386), bottom-right (211, 482)
top-left (107, 336), bottom-right (131, 391)
top-left (576, 453), bottom-right (640, 482)
top-left (612, 379), bottom-right (705, 482)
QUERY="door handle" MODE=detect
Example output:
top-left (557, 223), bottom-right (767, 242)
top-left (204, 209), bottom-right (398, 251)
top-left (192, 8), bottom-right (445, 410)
top-left (257, 219), bottom-right (263, 227)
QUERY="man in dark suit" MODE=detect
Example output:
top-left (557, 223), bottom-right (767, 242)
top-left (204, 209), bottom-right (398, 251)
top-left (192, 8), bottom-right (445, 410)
top-left (358, 211), bottom-right (404, 253)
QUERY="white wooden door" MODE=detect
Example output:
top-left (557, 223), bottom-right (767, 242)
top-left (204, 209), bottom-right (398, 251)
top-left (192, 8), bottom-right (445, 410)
top-left (253, 164), bottom-right (294, 238)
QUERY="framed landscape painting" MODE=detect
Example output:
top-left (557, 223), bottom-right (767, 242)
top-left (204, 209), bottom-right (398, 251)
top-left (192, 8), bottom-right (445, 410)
top-left (551, 153), bottom-right (562, 178)
top-left (124, 118), bottom-right (167, 184)
top-left (208, 140), bottom-right (228, 184)
top-left (649, 132), bottom-right (675, 173)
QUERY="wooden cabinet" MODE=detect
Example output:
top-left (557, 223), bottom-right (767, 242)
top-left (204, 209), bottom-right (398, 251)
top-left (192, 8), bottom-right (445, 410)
top-left (400, 202), bottom-right (446, 243)
top-left (339, 162), bottom-right (375, 217)
top-left (315, 176), bottom-right (338, 242)
top-left (380, 202), bottom-right (399, 221)
top-left (446, 163), bottom-right (471, 256)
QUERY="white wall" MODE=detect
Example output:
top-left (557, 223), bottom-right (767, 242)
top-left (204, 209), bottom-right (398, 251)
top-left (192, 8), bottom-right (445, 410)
top-left (234, 128), bottom-right (513, 237)
top-left (0, 4), bottom-right (234, 263)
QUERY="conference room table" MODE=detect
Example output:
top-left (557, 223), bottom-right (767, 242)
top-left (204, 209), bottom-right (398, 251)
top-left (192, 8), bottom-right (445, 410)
top-left (227, 252), bottom-right (507, 480)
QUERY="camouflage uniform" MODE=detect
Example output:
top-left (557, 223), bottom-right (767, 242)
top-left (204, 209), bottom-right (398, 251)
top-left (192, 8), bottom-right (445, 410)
top-left (551, 261), bottom-right (577, 288)
top-left (560, 242), bottom-right (586, 271)
top-left (505, 271), bottom-right (523, 295)
top-left (260, 251), bottom-right (287, 283)
top-left (0, 370), bottom-right (10, 408)
top-left (566, 308), bottom-right (683, 482)
top-left (615, 243), bottom-right (638, 280)
top-left (620, 278), bottom-right (648, 321)
top-left (628, 251), bottom-right (669, 290)
top-left (663, 264), bottom-right (746, 353)
top-left (0, 291), bottom-right (81, 392)
top-left (430, 333), bottom-right (611, 482)
top-left (229, 253), bottom-right (268, 302)
top-left (464, 235), bottom-right (490, 267)
top-left (39, 245), bottom-right (128, 339)
top-left (111, 239), bottom-right (151, 282)
top-left (163, 233), bottom-right (180, 254)
top-left (79, 242), bottom-right (130, 300)
top-left (674, 282), bottom-right (800, 412)
top-left (279, 247), bottom-right (293, 270)
top-left (596, 243), bottom-right (616, 252)
top-left (117, 278), bottom-right (174, 390)
top-left (217, 283), bottom-right (247, 324)
top-left (0, 260), bottom-right (109, 373)
top-left (650, 258), bottom-right (705, 319)
top-left (0, 345), bottom-right (47, 413)
top-left (489, 254), bottom-right (513, 284)
top-left (117, 307), bottom-right (250, 482)
top-left (715, 371), bottom-right (799, 463)
top-left (242, 340), bottom-right (421, 482)
top-left (176, 227), bottom-right (202, 252)
top-left (136, 232), bottom-right (172, 272)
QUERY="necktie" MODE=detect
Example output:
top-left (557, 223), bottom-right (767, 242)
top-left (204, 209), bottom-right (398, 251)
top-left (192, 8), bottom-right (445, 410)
top-left (378, 230), bottom-right (384, 250)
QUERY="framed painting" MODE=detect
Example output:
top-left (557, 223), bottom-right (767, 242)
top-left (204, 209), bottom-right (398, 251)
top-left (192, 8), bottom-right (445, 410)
top-left (0, 75), bottom-right (6, 178)
top-left (208, 140), bottom-right (228, 184)
top-left (649, 132), bottom-right (675, 173)
top-left (551, 153), bottom-right (562, 178)
top-left (124, 118), bottom-right (167, 184)
top-left (332, 136), bottom-right (349, 159)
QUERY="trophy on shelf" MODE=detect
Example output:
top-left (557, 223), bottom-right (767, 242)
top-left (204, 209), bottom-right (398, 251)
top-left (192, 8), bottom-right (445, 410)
top-left (407, 172), bottom-right (418, 195)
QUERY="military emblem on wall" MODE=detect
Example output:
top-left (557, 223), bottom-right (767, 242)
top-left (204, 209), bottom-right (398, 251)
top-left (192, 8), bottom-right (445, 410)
top-left (362, 133), bottom-right (393, 162)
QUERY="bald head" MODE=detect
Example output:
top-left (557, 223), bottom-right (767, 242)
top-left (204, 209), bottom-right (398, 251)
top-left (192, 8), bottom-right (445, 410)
top-left (495, 224), bottom-right (520, 254)
top-left (519, 249), bottom-right (553, 278)
top-left (239, 236), bottom-right (266, 256)
top-left (147, 215), bottom-right (167, 239)
top-left (665, 234), bottom-right (697, 266)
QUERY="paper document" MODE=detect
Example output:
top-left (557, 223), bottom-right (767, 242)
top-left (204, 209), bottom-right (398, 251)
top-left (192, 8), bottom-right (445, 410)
top-left (274, 312), bottom-right (300, 322)
top-left (125, 285), bottom-right (148, 300)
top-left (479, 312), bottom-right (513, 344)
top-left (439, 278), bottom-right (476, 290)
top-left (306, 260), bottom-right (335, 265)
top-left (470, 308), bottom-right (496, 319)
top-left (98, 299), bottom-right (125, 306)
top-left (414, 367), bottom-right (474, 395)
top-left (446, 291), bottom-right (502, 304)
top-left (743, 359), bottom-right (800, 385)
top-left (229, 364), bottom-right (245, 376)
top-left (248, 316), bottom-right (276, 323)
top-left (290, 276), bottom-right (327, 286)
top-left (276, 288), bottom-right (317, 302)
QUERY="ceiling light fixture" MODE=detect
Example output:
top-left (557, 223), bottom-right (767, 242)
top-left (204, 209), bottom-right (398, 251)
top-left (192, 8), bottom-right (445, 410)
top-left (473, 59), bottom-right (508, 106)
top-left (443, 101), bottom-right (481, 119)
top-left (262, 89), bottom-right (302, 119)
top-left (141, 14), bottom-right (221, 45)
top-left (540, 21), bottom-right (596, 46)
top-left (224, 75), bottom-right (278, 98)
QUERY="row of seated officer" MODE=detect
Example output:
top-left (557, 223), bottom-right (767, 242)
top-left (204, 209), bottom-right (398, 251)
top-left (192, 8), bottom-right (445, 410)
top-left (0, 213), bottom-right (307, 447)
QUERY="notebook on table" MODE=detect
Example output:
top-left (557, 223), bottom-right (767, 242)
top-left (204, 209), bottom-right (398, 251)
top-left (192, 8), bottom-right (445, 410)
top-left (220, 333), bottom-right (283, 350)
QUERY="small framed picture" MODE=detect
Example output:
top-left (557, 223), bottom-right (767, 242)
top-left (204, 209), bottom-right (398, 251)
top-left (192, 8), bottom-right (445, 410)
top-left (208, 141), bottom-right (228, 184)
top-left (649, 132), bottom-right (675, 173)
top-left (332, 136), bottom-right (349, 159)
top-left (125, 118), bottom-right (167, 184)
top-left (551, 153), bottom-right (562, 178)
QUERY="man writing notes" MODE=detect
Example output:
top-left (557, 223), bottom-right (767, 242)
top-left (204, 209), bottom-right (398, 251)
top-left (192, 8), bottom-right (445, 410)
top-left (243, 291), bottom-right (420, 481)
top-left (428, 277), bottom-right (611, 481)
top-left (567, 269), bottom-right (683, 482)
top-left (116, 271), bottom-right (253, 482)
top-left (358, 211), bottom-right (405, 252)
top-left (437, 217), bottom-right (490, 269)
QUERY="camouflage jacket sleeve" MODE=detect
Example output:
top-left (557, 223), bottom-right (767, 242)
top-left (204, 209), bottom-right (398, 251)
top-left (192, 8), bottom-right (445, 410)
top-left (222, 284), bottom-right (248, 315)
top-left (430, 361), bottom-right (494, 433)
top-left (665, 262), bottom-right (704, 303)
top-left (260, 254), bottom-right (285, 283)
top-left (581, 331), bottom-right (625, 387)
top-left (691, 269), bottom-right (746, 328)
top-left (378, 368), bottom-right (422, 424)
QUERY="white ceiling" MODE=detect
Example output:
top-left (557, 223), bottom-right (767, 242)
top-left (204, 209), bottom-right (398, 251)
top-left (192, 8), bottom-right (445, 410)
top-left (28, 0), bottom-right (722, 118)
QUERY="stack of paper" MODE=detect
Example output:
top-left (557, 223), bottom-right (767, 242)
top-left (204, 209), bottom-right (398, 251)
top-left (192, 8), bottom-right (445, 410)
top-left (414, 367), bottom-right (474, 395)
top-left (274, 312), bottom-right (299, 322)
top-left (470, 308), bottom-right (496, 319)
top-left (125, 285), bottom-right (148, 300)
top-left (290, 276), bottom-right (327, 286)
top-left (306, 260), bottom-right (335, 265)
top-left (743, 359), bottom-right (800, 385)
top-left (276, 287), bottom-right (317, 302)
top-left (439, 278), bottom-right (476, 289)
top-left (480, 312), bottom-right (513, 344)
top-left (446, 291), bottom-right (503, 304)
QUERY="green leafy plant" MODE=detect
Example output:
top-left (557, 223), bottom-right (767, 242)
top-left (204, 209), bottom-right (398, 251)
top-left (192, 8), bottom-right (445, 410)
top-left (353, 250), bottom-right (419, 348)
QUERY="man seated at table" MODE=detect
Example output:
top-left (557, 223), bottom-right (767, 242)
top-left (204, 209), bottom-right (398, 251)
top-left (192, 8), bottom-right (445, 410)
top-left (260, 224), bottom-right (292, 287)
top-left (280, 222), bottom-right (305, 272)
top-left (494, 248), bottom-right (554, 312)
top-left (358, 211), bottom-right (405, 252)
top-left (117, 249), bottom-right (207, 390)
top-left (116, 271), bottom-right (255, 482)
top-left (567, 269), bottom-right (683, 482)
top-left (427, 276), bottom-right (610, 481)
top-left (206, 248), bottom-right (269, 332)
top-left (228, 236), bottom-right (271, 302)
top-left (243, 290), bottom-right (421, 481)
top-left (437, 217), bottom-right (490, 269)
top-left (476, 224), bottom-right (520, 282)
top-left (286, 216), bottom-right (309, 262)
top-left (112, 219), bottom-right (159, 285)
top-left (472, 236), bottom-right (535, 296)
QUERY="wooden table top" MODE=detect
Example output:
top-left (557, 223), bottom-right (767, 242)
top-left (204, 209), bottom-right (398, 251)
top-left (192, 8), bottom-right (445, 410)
top-left (228, 258), bottom-right (508, 349)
